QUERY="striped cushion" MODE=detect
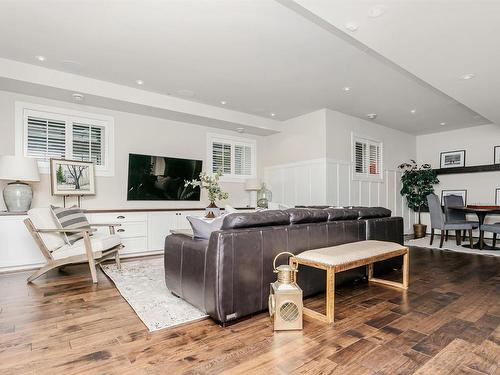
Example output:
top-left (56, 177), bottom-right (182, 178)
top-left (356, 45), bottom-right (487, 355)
top-left (50, 205), bottom-right (91, 245)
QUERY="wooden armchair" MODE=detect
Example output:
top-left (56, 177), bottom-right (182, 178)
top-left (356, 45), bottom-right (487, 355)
top-left (24, 208), bottom-right (123, 283)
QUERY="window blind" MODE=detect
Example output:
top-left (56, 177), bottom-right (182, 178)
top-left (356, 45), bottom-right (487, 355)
top-left (212, 142), bottom-right (231, 174)
top-left (234, 144), bottom-right (252, 176)
top-left (354, 137), bottom-right (382, 178)
top-left (72, 123), bottom-right (104, 165)
top-left (26, 116), bottom-right (66, 160)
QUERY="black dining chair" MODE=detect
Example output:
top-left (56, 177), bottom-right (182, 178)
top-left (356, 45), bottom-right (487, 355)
top-left (427, 193), bottom-right (478, 248)
top-left (443, 195), bottom-right (479, 245)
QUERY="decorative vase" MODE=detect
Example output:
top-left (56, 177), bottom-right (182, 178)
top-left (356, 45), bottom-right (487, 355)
top-left (257, 183), bottom-right (272, 209)
top-left (413, 224), bottom-right (427, 239)
top-left (205, 201), bottom-right (219, 219)
top-left (3, 181), bottom-right (33, 212)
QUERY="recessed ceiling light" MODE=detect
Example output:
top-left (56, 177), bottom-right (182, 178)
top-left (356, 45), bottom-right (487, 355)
top-left (440, 122), bottom-right (446, 126)
top-left (460, 73), bottom-right (475, 80)
top-left (410, 109), bottom-right (417, 114)
top-left (344, 23), bottom-right (359, 32)
top-left (366, 113), bottom-right (377, 120)
top-left (220, 100), bottom-right (227, 105)
top-left (368, 5), bottom-right (387, 18)
top-left (135, 79), bottom-right (144, 85)
top-left (236, 127), bottom-right (245, 133)
top-left (343, 86), bottom-right (351, 93)
top-left (270, 113), bottom-right (276, 117)
top-left (35, 55), bottom-right (46, 62)
top-left (72, 93), bottom-right (84, 101)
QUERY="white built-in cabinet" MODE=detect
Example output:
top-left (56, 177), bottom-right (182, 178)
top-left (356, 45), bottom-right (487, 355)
top-left (0, 210), bottom-right (203, 272)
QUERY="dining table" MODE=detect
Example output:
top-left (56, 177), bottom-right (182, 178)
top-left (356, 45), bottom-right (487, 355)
top-left (448, 205), bottom-right (500, 250)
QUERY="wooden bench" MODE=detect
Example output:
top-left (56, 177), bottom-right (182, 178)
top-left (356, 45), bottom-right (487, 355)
top-left (290, 240), bottom-right (409, 324)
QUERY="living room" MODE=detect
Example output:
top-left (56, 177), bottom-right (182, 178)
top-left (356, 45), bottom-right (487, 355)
top-left (0, 1), bottom-right (498, 374)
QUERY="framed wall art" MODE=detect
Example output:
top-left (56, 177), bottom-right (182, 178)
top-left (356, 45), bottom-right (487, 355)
top-left (50, 159), bottom-right (96, 196)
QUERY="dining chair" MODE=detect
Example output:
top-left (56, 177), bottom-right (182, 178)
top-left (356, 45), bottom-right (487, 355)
top-left (24, 207), bottom-right (123, 283)
top-left (479, 222), bottom-right (500, 250)
top-left (443, 195), bottom-right (479, 245)
top-left (427, 193), bottom-right (477, 248)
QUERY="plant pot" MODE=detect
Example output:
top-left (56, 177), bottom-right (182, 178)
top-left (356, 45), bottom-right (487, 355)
top-left (413, 224), bottom-right (427, 239)
top-left (205, 201), bottom-right (218, 219)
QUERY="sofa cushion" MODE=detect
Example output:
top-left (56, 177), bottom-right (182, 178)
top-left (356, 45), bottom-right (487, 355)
top-left (323, 208), bottom-right (359, 221)
top-left (51, 232), bottom-right (121, 260)
top-left (187, 215), bottom-right (225, 239)
top-left (50, 205), bottom-right (91, 245)
top-left (221, 210), bottom-right (290, 230)
top-left (285, 208), bottom-right (328, 224)
top-left (349, 207), bottom-right (392, 219)
top-left (27, 207), bottom-right (67, 252)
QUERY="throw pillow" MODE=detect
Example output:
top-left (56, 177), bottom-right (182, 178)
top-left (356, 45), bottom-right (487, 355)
top-left (186, 215), bottom-right (224, 239)
top-left (224, 205), bottom-right (238, 213)
top-left (50, 205), bottom-right (91, 245)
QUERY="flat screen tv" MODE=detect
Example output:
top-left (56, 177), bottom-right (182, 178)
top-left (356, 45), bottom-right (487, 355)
top-left (127, 153), bottom-right (202, 201)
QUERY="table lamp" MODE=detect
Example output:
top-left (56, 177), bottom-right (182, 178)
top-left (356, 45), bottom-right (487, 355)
top-left (0, 155), bottom-right (40, 212)
top-left (245, 178), bottom-right (261, 208)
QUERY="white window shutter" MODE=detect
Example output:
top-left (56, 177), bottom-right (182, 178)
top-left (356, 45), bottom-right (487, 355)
top-left (73, 123), bottom-right (104, 165)
top-left (353, 136), bottom-right (382, 179)
top-left (26, 116), bottom-right (66, 160)
top-left (212, 141), bottom-right (231, 174)
top-left (234, 144), bottom-right (252, 176)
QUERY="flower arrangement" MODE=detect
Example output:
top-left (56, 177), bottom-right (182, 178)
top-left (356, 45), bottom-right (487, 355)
top-left (184, 169), bottom-right (229, 204)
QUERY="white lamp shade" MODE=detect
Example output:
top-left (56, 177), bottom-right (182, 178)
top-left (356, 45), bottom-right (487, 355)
top-left (0, 155), bottom-right (40, 182)
top-left (245, 178), bottom-right (261, 191)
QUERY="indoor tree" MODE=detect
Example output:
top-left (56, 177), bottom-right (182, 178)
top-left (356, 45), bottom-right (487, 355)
top-left (398, 160), bottom-right (439, 237)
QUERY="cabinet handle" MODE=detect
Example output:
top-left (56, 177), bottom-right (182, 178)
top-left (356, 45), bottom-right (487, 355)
top-left (117, 229), bottom-right (125, 232)
top-left (117, 215), bottom-right (125, 219)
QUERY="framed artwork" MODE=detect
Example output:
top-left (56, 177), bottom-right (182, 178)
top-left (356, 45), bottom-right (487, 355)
top-left (494, 146), bottom-right (500, 165)
top-left (441, 190), bottom-right (467, 205)
top-left (440, 150), bottom-right (466, 169)
top-left (50, 159), bottom-right (96, 196)
top-left (496, 188), bottom-right (500, 206)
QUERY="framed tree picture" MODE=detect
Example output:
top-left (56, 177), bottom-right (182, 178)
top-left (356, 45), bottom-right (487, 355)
top-left (441, 189), bottom-right (467, 205)
top-left (440, 150), bottom-right (466, 168)
top-left (494, 146), bottom-right (500, 165)
top-left (50, 159), bottom-right (96, 196)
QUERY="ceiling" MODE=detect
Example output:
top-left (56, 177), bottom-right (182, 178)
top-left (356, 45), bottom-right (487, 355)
top-left (0, 0), bottom-right (494, 135)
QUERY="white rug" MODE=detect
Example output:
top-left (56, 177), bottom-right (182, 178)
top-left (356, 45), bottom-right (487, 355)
top-left (100, 258), bottom-right (208, 331)
top-left (405, 237), bottom-right (500, 257)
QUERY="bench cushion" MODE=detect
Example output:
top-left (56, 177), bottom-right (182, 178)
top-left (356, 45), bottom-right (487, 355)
top-left (294, 240), bottom-right (406, 267)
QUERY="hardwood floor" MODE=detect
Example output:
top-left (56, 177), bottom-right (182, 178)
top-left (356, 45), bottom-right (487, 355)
top-left (0, 247), bottom-right (498, 375)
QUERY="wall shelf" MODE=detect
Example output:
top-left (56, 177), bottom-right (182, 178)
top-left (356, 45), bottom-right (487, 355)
top-left (434, 164), bottom-right (500, 175)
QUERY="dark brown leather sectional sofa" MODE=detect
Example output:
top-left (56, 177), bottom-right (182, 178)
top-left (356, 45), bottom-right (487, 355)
top-left (165, 207), bottom-right (403, 324)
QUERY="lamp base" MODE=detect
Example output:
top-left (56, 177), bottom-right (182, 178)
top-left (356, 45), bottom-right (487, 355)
top-left (3, 181), bottom-right (33, 212)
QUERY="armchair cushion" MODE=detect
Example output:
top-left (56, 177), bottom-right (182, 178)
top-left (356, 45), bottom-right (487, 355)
top-left (51, 232), bottom-right (121, 260)
top-left (27, 208), bottom-right (67, 251)
top-left (50, 205), bottom-right (91, 245)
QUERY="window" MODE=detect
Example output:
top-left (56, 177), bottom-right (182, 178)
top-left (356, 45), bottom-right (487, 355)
top-left (352, 135), bottom-right (383, 180)
top-left (16, 102), bottom-right (114, 176)
top-left (208, 133), bottom-right (256, 179)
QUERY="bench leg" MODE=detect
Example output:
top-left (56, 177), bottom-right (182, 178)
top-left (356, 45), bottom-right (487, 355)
top-left (369, 251), bottom-right (409, 291)
top-left (326, 267), bottom-right (335, 324)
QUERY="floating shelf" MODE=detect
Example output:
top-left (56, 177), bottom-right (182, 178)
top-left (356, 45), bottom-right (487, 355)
top-left (433, 164), bottom-right (500, 175)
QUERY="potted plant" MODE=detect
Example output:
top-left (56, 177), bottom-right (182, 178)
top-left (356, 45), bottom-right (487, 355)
top-left (185, 169), bottom-right (229, 218)
top-left (398, 160), bottom-right (439, 238)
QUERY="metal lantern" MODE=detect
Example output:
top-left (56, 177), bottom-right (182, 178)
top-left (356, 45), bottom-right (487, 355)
top-left (268, 252), bottom-right (303, 331)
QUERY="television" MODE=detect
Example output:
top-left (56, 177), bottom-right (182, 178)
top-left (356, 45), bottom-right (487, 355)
top-left (127, 153), bottom-right (202, 201)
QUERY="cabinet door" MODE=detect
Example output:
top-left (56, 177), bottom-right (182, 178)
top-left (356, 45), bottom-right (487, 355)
top-left (148, 212), bottom-right (178, 251)
top-left (176, 210), bottom-right (203, 229)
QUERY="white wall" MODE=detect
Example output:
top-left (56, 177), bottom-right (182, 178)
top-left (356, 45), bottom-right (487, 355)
top-left (263, 109), bottom-right (417, 233)
top-left (417, 123), bottom-right (500, 227)
top-left (0, 90), bottom-right (263, 210)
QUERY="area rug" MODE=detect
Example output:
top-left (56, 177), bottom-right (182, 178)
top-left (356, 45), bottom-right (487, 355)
top-left (100, 258), bottom-right (208, 331)
top-left (405, 237), bottom-right (500, 257)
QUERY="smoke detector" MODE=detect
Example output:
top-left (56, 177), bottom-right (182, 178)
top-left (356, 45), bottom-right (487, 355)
top-left (366, 113), bottom-right (377, 120)
top-left (72, 93), bottom-right (84, 101)
top-left (236, 127), bottom-right (245, 133)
